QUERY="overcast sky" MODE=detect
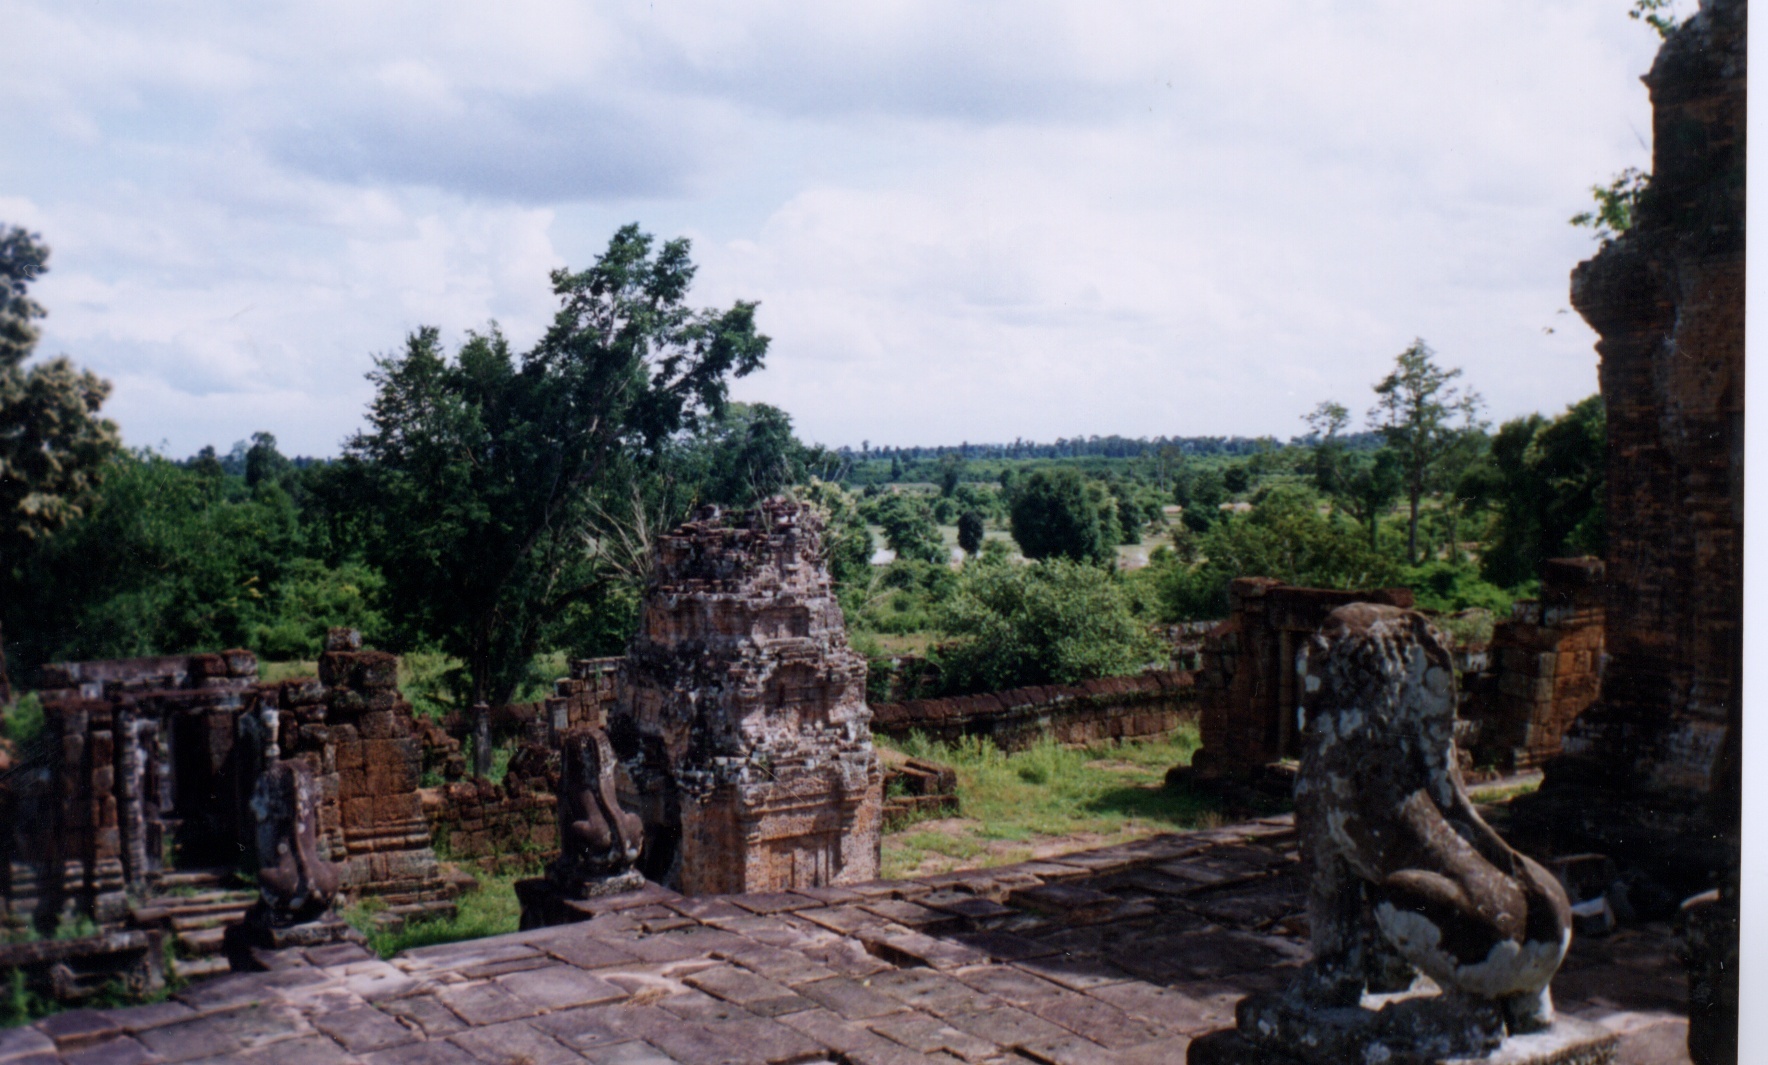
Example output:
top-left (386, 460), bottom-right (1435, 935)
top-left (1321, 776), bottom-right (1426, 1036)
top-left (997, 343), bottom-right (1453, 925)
top-left (2, 1), bottom-right (1666, 457)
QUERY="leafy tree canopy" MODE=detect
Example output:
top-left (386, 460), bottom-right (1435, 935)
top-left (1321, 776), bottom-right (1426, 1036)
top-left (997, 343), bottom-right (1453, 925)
top-left (1, 227), bottom-right (122, 698)
top-left (1009, 468), bottom-right (1120, 566)
top-left (1154, 483), bottom-right (1398, 620)
top-left (936, 558), bottom-right (1162, 695)
top-left (869, 491), bottom-right (945, 565)
top-left (340, 224), bottom-right (768, 705)
top-left (956, 510), bottom-right (986, 556)
top-left (1464, 394), bottom-right (1605, 588)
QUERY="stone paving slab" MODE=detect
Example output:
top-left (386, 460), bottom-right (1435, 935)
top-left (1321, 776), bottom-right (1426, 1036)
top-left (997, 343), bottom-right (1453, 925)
top-left (10, 816), bottom-right (1691, 1064)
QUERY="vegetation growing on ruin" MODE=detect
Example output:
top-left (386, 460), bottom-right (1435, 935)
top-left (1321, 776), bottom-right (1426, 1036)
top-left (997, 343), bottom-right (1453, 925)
top-left (346, 868), bottom-right (529, 958)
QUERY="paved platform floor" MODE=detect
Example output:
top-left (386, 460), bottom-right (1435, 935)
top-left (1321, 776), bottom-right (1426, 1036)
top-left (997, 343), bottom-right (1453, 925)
top-left (0, 817), bottom-right (1690, 1064)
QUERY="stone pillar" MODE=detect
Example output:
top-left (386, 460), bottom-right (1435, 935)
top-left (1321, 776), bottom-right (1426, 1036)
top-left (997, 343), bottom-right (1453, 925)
top-left (471, 702), bottom-right (492, 778)
top-left (614, 500), bottom-right (883, 895)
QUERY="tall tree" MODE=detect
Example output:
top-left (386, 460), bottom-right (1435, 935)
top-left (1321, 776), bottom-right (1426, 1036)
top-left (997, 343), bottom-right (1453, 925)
top-left (956, 510), bottom-right (986, 557)
top-left (1368, 339), bottom-right (1484, 564)
top-left (1303, 400), bottom-right (1352, 498)
top-left (1465, 395), bottom-right (1606, 588)
top-left (1009, 468), bottom-right (1119, 566)
top-left (344, 225), bottom-right (768, 705)
top-left (0, 227), bottom-right (121, 702)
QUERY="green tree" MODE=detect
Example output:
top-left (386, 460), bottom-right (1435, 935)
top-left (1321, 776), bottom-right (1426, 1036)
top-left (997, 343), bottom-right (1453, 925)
top-left (872, 492), bottom-right (944, 565)
top-left (12, 452), bottom-right (309, 664)
top-left (936, 559), bottom-right (1162, 694)
top-left (937, 453), bottom-right (965, 497)
top-left (1303, 401), bottom-right (1352, 497)
top-left (0, 227), bottom-right (121, 700)
top-left (244, 431), bottom-right (293, 489)
top-left (1369, 339), bottom-right (1484, 564)
top-left (343, 224), bottom-right (768, 705)
top-left (1009, 468), bottom-right (1118, 566)
top-left (1179, 468), bottom-right (1226, 533)
top-left (1336, 447), bottom-right (1404, 548)
top-left (1156, 484), bottom-right (1397, 620)
top-left (956, 510), bottom-right (986, 556)
top-left (799, 478), bottom-right (874, 593)
top-left (700, 402), bottom-right (803, 505)
top-left (1467, 395), bottom-right (1606, 588)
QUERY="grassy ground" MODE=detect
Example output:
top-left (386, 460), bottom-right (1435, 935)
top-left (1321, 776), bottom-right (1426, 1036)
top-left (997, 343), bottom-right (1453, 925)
top-left (344, 866), bottom-right (532, 959)
top-left (878, 724), bottom-right (1220, 879)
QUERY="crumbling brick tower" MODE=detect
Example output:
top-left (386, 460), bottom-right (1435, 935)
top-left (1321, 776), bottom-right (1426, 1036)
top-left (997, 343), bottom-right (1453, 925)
top-left (1517, 0), bottom-right (1744, 888)
top-left (613, 499), bottom-right (883, 895)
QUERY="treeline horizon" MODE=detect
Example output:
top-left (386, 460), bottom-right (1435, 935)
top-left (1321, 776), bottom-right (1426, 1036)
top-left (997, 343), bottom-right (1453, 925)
top-left (159, 429), bottom-right (1390, 473)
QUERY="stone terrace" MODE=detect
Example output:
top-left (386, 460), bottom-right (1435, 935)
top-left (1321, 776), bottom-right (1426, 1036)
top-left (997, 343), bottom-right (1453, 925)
top-left (1, 819), bottom-right (1688, 1065)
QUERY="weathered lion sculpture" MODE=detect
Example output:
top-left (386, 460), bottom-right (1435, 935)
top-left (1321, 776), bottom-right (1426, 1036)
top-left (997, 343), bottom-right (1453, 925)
top-left (548, 727), bottom-right (645, 898)
top-left (1224, 604), bottom-right (1573, 1064)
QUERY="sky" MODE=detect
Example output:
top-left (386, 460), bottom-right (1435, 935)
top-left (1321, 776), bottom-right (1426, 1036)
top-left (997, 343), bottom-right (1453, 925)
top-left (0, 1), bottom-right (1669, 457)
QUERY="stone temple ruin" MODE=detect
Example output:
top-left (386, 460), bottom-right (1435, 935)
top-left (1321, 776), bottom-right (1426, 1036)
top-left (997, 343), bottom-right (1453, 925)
top-left (612, 498), bottom-right (883, 896)
top-left (0, 6), bottom-right (1744, 1046)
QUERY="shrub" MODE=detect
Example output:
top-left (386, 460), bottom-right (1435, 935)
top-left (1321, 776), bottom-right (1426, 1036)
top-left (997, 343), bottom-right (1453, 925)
top-left (935, 559), bottom-right (1163, 694)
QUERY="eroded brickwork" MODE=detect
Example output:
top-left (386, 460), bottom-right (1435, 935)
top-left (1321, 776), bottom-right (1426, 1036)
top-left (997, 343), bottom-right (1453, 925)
top-left (1185, 578), bottom-right (1414, 782)
top-left (1518, 0), bottom-right (1744, 893)
top-left (267, 630), bottom-right (454, 924)
top-left (1462, 558), bottom-right (1606, 772)
top-left (871, 671), bottom-right (1196, 752)
top-left (613, 499), bottom-right (882, 895)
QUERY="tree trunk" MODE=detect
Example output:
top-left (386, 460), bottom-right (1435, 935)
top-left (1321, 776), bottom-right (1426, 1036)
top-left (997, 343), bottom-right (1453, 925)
top-left (1407, 490), bottom-right (1422, 565)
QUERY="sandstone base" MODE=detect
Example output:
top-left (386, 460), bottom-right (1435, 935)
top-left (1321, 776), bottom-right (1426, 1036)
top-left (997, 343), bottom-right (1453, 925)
top-left (514, 870), bottom-right (649, 930)
top-left (1188, 1015), bottom-right (1619, 1065)
top-left (223, 912), bottom-right (366, 973)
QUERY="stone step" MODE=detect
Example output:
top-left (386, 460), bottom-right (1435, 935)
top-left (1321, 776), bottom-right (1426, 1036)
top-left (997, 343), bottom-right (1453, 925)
top-left (170, 955), bottom-right (229, 981)
top-left (132, 895), bottom-right (258, 925)
top-left (153, 868), bottom-right (239, 890)
top-left (168, 906), bottom-right (253, 932)
top-left (176, 927), bottom-right (228, 954)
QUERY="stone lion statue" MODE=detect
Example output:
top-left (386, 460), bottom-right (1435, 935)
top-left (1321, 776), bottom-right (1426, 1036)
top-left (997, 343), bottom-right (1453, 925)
top-left (1227, 604), bottom-right (1573, 1063)
top-left (549, 727), bottom-right (645, 898)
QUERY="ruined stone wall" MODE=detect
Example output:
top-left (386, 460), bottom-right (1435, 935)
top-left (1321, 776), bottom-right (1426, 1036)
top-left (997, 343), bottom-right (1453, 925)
top-left (416, 659), bottom-right (619, 874)
top-left (870, 670), bottom-right (1196, 752)
top-left (613, 499), bottom-right (882, 896)
top-left (1187, 578), bottom-right (1414, 781)
top-left (266, 637), bottom-right (453, 921)
top-left (1527, 0), bottom-right (1744, 872)
top-left (423, 774), bottom-right (559, 875)
top-left (1461, 558), bottom-right (1606, 772)
top-left (4, 654), bottom-right (262, 933)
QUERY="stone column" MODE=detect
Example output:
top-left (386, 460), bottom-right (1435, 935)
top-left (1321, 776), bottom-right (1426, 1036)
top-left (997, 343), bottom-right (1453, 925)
top-left (472, 702), bottom-right (492, 778)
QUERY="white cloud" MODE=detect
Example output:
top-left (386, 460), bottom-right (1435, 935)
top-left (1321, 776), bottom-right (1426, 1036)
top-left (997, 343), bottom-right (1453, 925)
top-left (1, 0), bottom-right (1662, 454)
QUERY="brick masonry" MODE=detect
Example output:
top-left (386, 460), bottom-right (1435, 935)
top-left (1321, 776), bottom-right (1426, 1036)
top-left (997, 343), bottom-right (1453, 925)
top-left (1461, 558), bottom-right (1606, 773)
top-left (614, 500), bottom-right (883, 896)
top-left (1517, 0), bottom-right (1744, 887)
top-left (1185, 579), bottom-right (1414, 782)
top-left (870, 670), bottom-right (1196, 752)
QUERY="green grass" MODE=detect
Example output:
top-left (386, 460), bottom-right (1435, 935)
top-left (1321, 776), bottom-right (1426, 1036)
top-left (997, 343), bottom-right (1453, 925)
top-left (879, 723), bottom-right (1224, 878)
top-left (0, 692), bottom-right (45, 746)
top-left (259, 660), bottom-right (318, 685)
top-left (345, 867), bottom-right (533, 958)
